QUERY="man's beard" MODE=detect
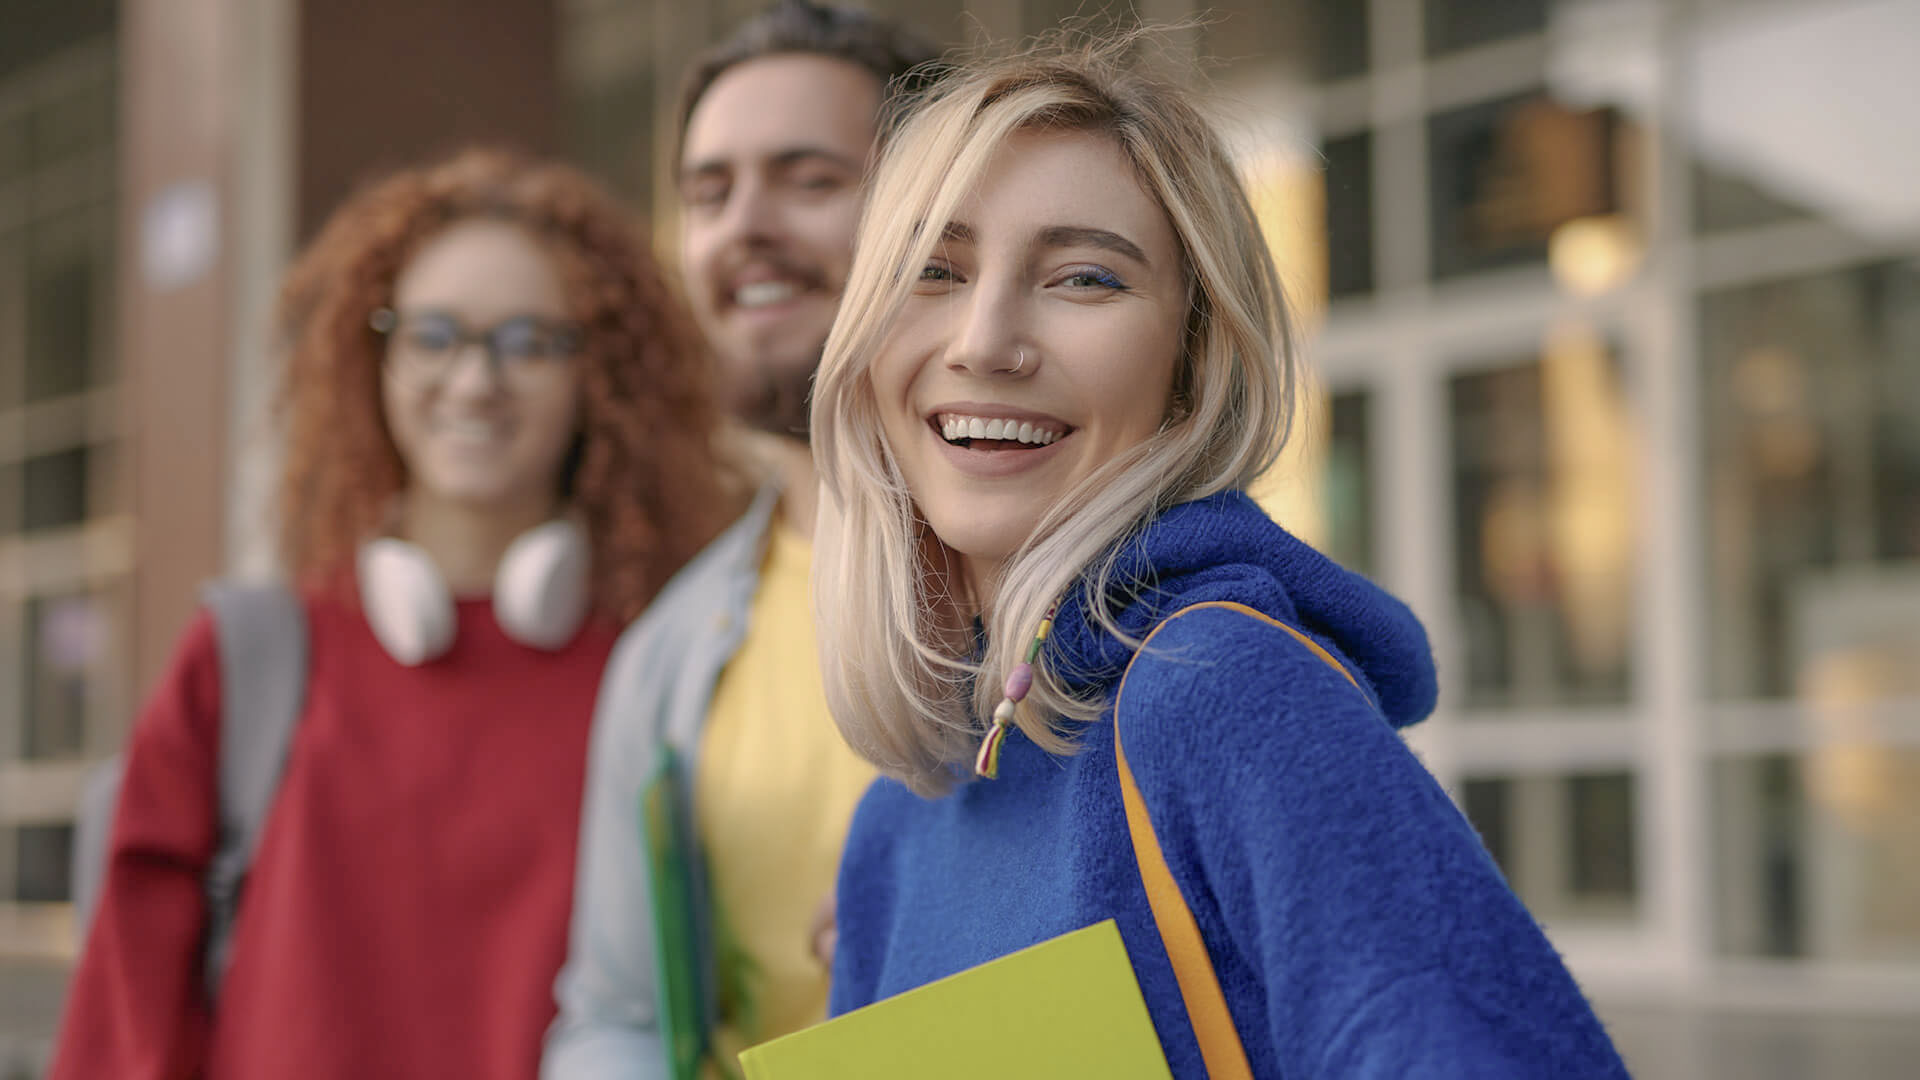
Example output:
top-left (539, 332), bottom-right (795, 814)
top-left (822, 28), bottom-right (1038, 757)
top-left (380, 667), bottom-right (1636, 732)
top-left (727, 350), bottom-right (819, 441)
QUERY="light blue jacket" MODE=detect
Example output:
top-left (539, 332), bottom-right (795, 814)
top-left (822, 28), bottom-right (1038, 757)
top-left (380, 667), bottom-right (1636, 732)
top-left (542, 486), bottom-right (780, 1079)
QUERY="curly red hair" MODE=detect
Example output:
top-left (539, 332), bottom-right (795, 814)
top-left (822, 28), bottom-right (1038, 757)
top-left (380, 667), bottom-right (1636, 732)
top-left (275, 148), bottom-right (740, 623)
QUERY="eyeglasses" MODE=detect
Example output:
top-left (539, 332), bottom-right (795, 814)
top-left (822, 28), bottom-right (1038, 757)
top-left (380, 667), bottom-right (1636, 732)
top-left (370, 308), bottom-right (584, 386)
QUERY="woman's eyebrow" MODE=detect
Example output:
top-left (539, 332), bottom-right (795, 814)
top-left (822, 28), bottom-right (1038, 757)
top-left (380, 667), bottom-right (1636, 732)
top-left (933, 222), bottom-right (1150, 266)
top-left (1037, 225), bottom-right (1149, 266)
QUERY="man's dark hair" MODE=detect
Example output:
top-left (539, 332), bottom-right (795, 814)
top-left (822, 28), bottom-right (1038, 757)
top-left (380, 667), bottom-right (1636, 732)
top-left (676, 0), bottom-right (942, 161)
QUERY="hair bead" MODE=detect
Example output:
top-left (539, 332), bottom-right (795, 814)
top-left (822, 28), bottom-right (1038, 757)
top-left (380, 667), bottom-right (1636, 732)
top-left (974, 600), bottom-right (1060, 779)
top-left (1003, 663), bottom-right (1034, 702)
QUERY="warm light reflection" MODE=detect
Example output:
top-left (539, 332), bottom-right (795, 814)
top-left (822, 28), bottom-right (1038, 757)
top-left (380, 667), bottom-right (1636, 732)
top-left (1734, 347), bottom-right (1824, 478)
top-left (1253, 378), bottom-right (1332, 554)
top-left (1548, 213), bottom-right (1643, 297)
top-left (1801, 644), bottom-right (1920, 949)
top-left (1541, 319), bottom-right (1636, 677)
top-left (1732, 346), bottom-right (1805, 415)
top-left (1242, 148), bottom-right (1329, 331)
top-left (1241, 148), bottom-right (1332, 548)
top-left (1752, 418), bottom-right (1823, 479)
top-left (1803, 650), bottom-right (1908, 827)
top-left (1481, 485), bottom-right (1554, 607)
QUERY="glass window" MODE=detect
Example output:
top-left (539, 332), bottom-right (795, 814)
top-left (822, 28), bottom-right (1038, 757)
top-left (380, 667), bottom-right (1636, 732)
top-left (0, 462), bottom-right (19, 536)
top-left (1423, 0), bottom-right (1546, 57)
top-left (1461, 770), bottom-right (1639, 920)
top-left (1325, 390), bottom-right (1374, 576)
top-left (0, 109), bottom-right (28, 185)
top-left (1449, 335), bottom-right (1636, 709)
top-left (1256, 387), bottom-right (1373, 570)
top-left (26, 211), bottom-right (107, 402)
top-left (0, 0), bottom-right (115, 86)
top-left (1202, 1), bottom-right (1367, 83)
top-left (1567, 772), bottom-right (1636, 898)
top-left (22, 590), bottom-right (108, 760)
top-left (1712, 750), bottom-right (1920, 961)
top-left (1701, 259), bottom-right (1920, 701)
top-left (29, 71), bottom-right (113, 166)
top-left (10, 825), bottom-right (73, 903)
top-left (1429, 93), bottom-right (1619, 281)
top-left (0, 235), bottom-right (22, 411)
top-left (1462, 774), bottom-right (1512, 871)
top-left (21, 446), bottom-right (88, 532)
top-left (1323, 131), bottom-right (1373, 298)
top-left (1711, 754), bottom-right (1806, 958)
top-left (1304, 0), bottom-right (1368, 83)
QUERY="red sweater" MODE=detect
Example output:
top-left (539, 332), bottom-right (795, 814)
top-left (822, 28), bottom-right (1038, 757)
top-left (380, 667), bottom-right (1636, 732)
top-left (51, 592), bottom-right (618, 1079)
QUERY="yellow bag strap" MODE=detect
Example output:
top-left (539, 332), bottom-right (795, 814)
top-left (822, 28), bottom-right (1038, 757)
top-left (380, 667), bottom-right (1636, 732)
top-left (1113, 601), bottom-right (1363, 1078)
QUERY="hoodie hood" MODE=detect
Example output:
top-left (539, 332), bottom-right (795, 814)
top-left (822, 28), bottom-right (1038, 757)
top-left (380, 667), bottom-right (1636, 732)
top-left (1045, 490), bottom-right (1437, 730)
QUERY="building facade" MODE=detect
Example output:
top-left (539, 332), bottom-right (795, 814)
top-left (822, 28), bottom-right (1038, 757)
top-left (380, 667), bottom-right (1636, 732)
top-left (2, 0), bottom-right (1916, 1075)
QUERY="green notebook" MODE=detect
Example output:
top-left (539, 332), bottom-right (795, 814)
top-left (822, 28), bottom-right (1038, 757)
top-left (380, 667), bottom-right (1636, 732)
top-left (640, 745), bottom-right (715, 1080)
top-left (737, 919), bottom-right (1172, 1079)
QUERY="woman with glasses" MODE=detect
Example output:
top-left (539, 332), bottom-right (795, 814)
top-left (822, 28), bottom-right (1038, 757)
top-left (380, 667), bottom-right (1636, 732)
top-left (810, 38), bottom-right (1629, 1078)
top-left (51, 149), bottom-right (737, 1079)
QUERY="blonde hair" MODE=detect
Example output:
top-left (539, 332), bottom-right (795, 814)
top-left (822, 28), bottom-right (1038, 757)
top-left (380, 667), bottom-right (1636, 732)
top-left (811, 34), bottom-right (1300, 795)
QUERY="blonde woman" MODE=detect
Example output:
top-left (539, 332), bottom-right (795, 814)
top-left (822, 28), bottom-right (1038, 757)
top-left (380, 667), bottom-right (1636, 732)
top-left (810, 39), bottom-right (1629, 1078)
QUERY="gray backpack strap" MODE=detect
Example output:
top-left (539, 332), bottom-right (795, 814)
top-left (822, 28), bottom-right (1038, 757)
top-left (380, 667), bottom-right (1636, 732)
top-left (72, 755), bottom-right (125, 931)
top-left (200, 580), bottom-right (309, 996)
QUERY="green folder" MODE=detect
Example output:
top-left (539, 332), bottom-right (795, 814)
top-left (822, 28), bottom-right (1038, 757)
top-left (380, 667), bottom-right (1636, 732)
top-left (640, 744), bottom-right (716, 1080)
top-left (737, 919), bottom-right (1173, 1079)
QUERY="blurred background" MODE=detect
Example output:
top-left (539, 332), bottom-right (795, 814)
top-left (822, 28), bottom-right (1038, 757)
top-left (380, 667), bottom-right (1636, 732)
top-left (1, 0), bottom-right (1916, 1075)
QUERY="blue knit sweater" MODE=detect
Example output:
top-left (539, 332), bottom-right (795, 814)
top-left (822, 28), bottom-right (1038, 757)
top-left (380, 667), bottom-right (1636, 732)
top-left (830, 492), bottom-right (1628, 1077)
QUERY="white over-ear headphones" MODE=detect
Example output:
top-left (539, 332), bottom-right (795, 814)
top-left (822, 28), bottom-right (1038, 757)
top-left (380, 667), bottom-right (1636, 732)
top-left (357, 518), bottom-right (591, 666)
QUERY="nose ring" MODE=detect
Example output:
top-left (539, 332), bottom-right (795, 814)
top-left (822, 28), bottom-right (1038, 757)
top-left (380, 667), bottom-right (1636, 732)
top-left (1011, 348), bottom-right (1026, 374)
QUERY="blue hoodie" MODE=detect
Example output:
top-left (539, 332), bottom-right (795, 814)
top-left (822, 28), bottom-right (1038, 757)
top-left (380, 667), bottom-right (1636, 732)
top-left (830, 492), bottom-right (1628, 1077)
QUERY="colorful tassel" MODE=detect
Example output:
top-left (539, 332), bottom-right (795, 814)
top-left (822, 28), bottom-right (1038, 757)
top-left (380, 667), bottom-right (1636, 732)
top-left (973, 720), bottom-right (1011, 778)
top-left (973, 600), bottom-right (1059, 779)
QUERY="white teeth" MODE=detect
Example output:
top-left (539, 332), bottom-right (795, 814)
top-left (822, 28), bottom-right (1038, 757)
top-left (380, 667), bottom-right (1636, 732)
top-left (936, 413), bottom-right (1065, 446)
top-left (735, 281), bottom-right (798, 308)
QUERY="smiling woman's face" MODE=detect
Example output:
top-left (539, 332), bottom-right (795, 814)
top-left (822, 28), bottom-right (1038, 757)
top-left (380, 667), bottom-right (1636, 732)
top-left (870, 128), bottom-right (1187, 597)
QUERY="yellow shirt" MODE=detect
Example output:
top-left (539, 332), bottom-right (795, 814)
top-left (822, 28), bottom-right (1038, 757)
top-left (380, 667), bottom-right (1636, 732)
top-left (695, 518), bottom-right (875, 1072)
